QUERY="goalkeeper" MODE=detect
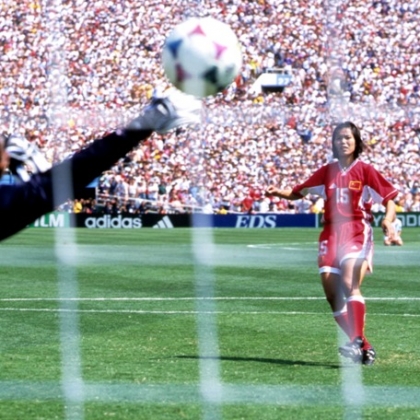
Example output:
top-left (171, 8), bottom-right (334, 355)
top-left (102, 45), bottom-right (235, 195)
top-left (0, 90), bottom-right (201, 241)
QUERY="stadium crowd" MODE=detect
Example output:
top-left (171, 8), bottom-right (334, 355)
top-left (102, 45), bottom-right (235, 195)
top-left (1, 0), bottom-right (419, 214)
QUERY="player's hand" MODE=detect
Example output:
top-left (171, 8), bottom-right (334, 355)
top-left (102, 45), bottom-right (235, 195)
top-left (381, 218), bottom-right (395, 241)
top-left (5, 135), bottom-right (50, 173)
top-left (265, 185), bottom-right (278, 196)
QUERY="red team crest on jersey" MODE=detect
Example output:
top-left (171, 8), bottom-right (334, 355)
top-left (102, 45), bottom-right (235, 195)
top-left (349, 180), bottom-right (362, 191)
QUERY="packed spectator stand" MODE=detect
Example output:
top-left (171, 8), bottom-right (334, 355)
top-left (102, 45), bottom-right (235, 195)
top-left (1, 0), bottom-right (419, 215)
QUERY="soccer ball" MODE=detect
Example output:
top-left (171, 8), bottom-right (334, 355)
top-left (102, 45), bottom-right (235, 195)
top-left (162, 17), bottom-right (242, 98)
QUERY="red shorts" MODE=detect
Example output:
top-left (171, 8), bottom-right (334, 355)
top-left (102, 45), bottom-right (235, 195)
top-left (318, 220), bottom-right (374, 275)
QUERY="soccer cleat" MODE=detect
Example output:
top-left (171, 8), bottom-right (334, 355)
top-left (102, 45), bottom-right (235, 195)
top-left (339, 336), bottom-right (364, 363)
top-left (128, 89), bottom-right (202, 134)
top-left (362, 347), bottom-right (376, 365)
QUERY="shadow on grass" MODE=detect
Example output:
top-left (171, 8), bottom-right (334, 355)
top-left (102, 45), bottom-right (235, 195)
top-left (175, 355), bottom-right (341, 369)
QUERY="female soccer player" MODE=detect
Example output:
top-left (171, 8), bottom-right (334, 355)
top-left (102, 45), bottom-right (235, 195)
top-left (266, 121), bottom-right (398, 365)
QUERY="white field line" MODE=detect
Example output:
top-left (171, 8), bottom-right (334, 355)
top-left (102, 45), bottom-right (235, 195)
top-left (0, 297), bottom-right (419, 301)
top-left (0, 296), bottom-right (420, 302)
top-left (1, 296), bottom-right (418, 315)
top-left (0, 382), bottom-right (419, 407)
top-left (0, 296), bottom-right (420, 318)
top-left (0, 308), bottom-right (419, 317)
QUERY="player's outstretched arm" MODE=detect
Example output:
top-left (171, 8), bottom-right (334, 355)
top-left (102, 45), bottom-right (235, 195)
top-left (0, 90), bottom-right (202, 241)
top-left (0, 130), bottom-right (152, 240)
top-left (265, 186), bottom-right (301, 201)
top-left (381, 199), bottom-right (397, 241)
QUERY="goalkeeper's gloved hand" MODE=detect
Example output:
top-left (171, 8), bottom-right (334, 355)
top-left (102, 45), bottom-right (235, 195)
top-left (127, 88), bottom-right (202, 134)
top-left (5, 135), bottom-right (51, 182)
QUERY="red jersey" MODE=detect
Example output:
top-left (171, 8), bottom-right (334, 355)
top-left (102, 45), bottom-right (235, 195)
top-left (292, 160), bottom-right (398, 225)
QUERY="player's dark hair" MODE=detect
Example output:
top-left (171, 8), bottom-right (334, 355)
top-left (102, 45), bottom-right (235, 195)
top-left (332, 121), bottom-right (365, 159)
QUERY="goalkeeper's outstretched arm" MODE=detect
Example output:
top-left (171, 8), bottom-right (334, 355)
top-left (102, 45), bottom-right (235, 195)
top-left (0, 129), bottom-right (151, 241)
top-left (0, 88), bottom-right (202, 241)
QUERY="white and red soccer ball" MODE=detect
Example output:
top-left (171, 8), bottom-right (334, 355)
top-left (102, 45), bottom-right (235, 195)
top-left (162, 17), bottom-right (242, 98)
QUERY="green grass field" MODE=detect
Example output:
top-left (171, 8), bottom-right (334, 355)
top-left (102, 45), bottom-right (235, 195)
top-left (0, 227), bottom-right (419, 420)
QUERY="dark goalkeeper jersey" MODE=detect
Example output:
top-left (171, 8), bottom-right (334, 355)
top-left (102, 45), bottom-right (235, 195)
top-left (0, 129), bottom-right (150, 241)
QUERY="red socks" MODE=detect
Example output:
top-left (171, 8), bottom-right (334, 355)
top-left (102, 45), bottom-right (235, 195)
top-left (346, 295), bottom-right (371, 348)
top-left (334, 296), bottom-right (371, 349)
